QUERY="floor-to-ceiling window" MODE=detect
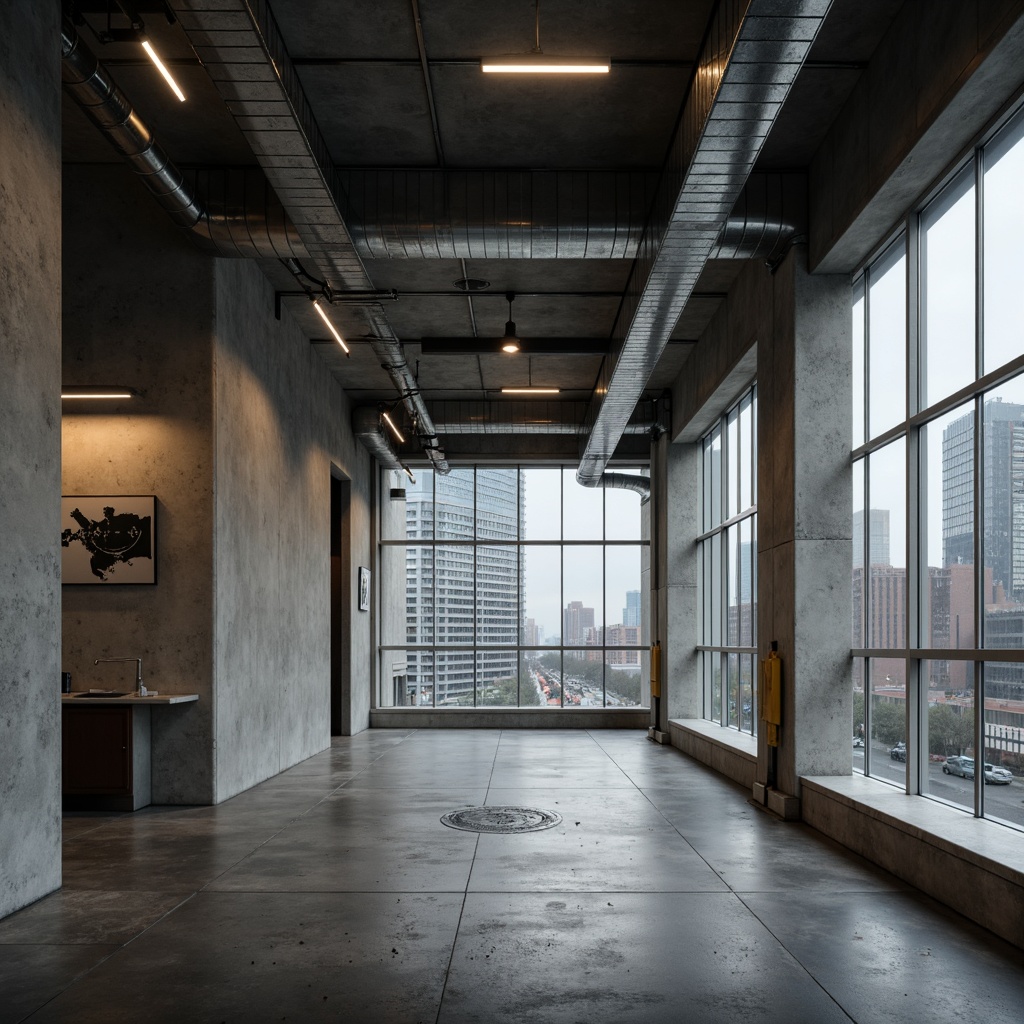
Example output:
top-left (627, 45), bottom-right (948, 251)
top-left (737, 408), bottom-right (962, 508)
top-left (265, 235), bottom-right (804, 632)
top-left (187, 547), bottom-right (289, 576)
top-left (851, 103), bottom-right (1024, 830)
top-left (698, 384), bottom-right (757, 733)
top-left (378, 465), bottom-right (649, 708)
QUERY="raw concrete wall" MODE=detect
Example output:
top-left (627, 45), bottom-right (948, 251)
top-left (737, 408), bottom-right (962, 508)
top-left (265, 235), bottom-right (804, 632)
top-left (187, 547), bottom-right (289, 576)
top-left (212, 258), bottom-right (372, 800)
top-left (0, 0), bottom-right (63, 919)
top-left (61, 165), bottom-right (216, 804)
top-left (812, 0), bottom-right (1024, 273)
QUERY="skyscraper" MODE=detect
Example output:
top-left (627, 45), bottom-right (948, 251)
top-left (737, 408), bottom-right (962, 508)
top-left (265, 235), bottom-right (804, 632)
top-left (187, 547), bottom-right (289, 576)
top-left (623, 590), bottom-right (641, 626)
top-left (563, 600), bottom-right (595, 646)
top-left (852, 509), bottom-right (890, 568)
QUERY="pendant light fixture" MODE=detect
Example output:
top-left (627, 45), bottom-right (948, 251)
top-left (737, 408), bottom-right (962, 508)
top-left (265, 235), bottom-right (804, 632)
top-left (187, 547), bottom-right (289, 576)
top-left (501, 292), bottom-right (521, 354)
top-left (481, 1), bottom-right (610, 75)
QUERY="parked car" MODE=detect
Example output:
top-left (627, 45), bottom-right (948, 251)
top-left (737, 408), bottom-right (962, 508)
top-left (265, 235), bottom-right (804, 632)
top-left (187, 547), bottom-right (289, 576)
top-left (943, 756), bottom-right (975, 778)
top-left (889, 742), bottom-right (906, 762)
top-left (852, 736), bottom-right (864, 748)
top-left (983, 763), bottom-right (1014, 785)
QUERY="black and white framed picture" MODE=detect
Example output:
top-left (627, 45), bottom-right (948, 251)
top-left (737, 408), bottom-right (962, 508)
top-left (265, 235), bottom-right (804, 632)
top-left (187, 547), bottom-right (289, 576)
top-left (61, 495), bottom-right (156, 584)
top-left (358, 566), bottom-right (371, 611)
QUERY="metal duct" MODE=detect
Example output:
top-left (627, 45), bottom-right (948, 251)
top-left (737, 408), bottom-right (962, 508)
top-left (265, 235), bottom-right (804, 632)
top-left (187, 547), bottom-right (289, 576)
top-left (577, 0), bottom-right (832, 486)
top-left (598, 472), bottom-right (650, 499)
top-left (341, 169), bottom-right (804, 263)
top-left (352, 406), bottom-right (402, 472)
top-left (424, 400), bottom-right (663, 438)
top-left (171, 0), bottom-right (449, 474)
top-left (60, 18), bottom-right (308, 260)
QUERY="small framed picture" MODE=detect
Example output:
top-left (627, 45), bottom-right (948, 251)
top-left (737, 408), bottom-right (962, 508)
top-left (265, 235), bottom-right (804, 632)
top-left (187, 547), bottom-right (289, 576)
top-left (61, 495), bottom-right (156, 584)
top-left (358, 566), bottom-right (371, 611)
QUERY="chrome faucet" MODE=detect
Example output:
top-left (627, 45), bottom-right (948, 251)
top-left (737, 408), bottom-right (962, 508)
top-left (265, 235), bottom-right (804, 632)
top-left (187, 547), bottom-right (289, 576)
top-left (94, 657), bottom-right (148, 696)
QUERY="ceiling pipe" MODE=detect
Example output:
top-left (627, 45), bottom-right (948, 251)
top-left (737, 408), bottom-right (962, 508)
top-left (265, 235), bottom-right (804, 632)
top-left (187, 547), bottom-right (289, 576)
top-left (61, 17), bottom-right (306, 260)
top-left (340, 169), bottom-right (804, 263)
top-left (598, 472), bottom-right (650, 499)
top-left (576, 0), bottom-right (833, 487)
top-left (352, 406), bottom-right (402, 471)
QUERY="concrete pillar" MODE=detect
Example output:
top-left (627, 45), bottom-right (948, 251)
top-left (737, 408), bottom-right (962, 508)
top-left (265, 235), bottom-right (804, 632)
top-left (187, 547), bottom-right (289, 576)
top-left (0, 0), bottom-right (63, 918)
top-left (757, 246), bottom-right (852, 813)
top-left (651, 433), bottom-right (702, 733)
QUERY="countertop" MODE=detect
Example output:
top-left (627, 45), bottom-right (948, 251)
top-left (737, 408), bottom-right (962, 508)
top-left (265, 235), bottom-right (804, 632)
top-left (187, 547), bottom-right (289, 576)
top-left (61, 692), bottom-right (199, 705)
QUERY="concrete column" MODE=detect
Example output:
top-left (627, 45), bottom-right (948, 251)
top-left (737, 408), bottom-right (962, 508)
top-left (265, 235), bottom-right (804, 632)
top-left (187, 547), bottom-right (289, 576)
top-left (651, 433), bottom-right (702, 733)
top-left (0, 0), bottom-right (62, 918)
top-left (757, 246), bottom-right (852, 813)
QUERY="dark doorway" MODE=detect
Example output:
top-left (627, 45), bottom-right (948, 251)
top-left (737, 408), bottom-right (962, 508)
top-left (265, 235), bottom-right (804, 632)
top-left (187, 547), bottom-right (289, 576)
top-left (330, 473), bottom-right (350, 735)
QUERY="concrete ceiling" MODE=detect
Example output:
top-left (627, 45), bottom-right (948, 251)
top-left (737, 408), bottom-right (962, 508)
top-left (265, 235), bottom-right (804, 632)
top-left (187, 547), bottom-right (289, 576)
top-left (61, 0), bottom-right (904, 455)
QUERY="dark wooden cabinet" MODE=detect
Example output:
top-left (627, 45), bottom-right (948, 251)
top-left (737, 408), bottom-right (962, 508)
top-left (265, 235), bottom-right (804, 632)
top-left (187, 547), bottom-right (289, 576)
top-left (62, 704), bottom-right (151, 810)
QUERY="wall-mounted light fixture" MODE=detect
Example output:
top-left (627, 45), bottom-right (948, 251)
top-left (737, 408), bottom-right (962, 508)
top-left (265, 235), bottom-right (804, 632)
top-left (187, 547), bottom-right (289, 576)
top-left (61, 386), bottom-right (138, 400)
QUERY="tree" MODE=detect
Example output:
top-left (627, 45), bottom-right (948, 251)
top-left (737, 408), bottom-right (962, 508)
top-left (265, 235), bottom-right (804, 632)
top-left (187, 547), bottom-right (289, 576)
top-left (928, 704), bottom-right (974, 756)
top-left (852, 690), bottom-right (865, 737)
top-left (870, 700), bottom-right (905, 746)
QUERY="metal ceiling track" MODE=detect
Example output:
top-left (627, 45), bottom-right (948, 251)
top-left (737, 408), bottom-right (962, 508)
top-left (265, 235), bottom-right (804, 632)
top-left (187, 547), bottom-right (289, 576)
top-left (168, 0), bottom-right (450, 474)
top-left (575, 0), bottom-right (832, 485)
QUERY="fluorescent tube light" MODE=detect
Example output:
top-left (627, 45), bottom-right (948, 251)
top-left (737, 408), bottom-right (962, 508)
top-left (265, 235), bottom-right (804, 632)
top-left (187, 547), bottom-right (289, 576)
top-left (61, 388), bottom-right (135, 400)
top-left (402, 465), bottom-right (416, 483)
top-left (313, 299), bottom-right (350, 354)
top-left (481, 55), bottom-right (610, 74)
top-left (382, 411), bottom-right (405, 443)
top-left (141, 39), bottom-right (186, 102)
top-left (500, 387), bottom-right (561, 394)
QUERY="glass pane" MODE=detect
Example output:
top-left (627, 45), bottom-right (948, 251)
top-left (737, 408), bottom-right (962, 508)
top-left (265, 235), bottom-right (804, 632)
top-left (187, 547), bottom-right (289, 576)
top-left (750, 518), bottom-right (758, 646)
top-left (606, 647), bottom-right (646, 708)
top-left (521, 467), bottom-right (560, 540)
top-left (532, 650), bottom-right (562, 706)
top-left (563, 546), bottom-right (603, 646)
top-left (399, 468), bottom-right (434, 541)
top-left (707, 425), bottom-right (722, 529)
top-left (379, 651), bottom-right (412, 707)
top-left (739, 653), bottom-right (755, 734)
top-left (739, 518), bottom-right (753, 646)
top-left (852, 458), bottom-right (866, 646)
top-left (400, 545), bottom-right (434, 644)
top-left (983, 661), bottom-right (1024, 827)
top-left (921, 403), bottom-right (974, 649)
top-left (867, 658), bottom-right (906, 787)
top-left (726, 652), bottom-right (739, 728)
top-left (983, 375), bottom-right (1024, 646)
top-left (562, 650), bottom-right (600, 706)
top-left (519, 650), bottom-right (549, 707)
top-left (983, 116), bottom-right (1024, 375)
top-left (867, 438), bottom-right (906, 648)
top-left (605, 482), bottom-right (644, 541)
top-left (605, 545), bottom-right (641, 631)
top-left (852, 280), bottom-right (865, 449)
top-left (923, 660), bottom-right (974, 812)
top-left (710, 531), bottom-right (722, 648)
top-left (726, 524), bottom-right (740, 646)
top-left (868, 240), bottom-right (906, 439)
top-left (476, 649), bottom-right (519, 706)
top-left (710, 651), bottom-right (722, 723)
top-left (739, 391), bottom-right (753, 512)
top-left (435, 650), bottom-right (474, 706)
top-left (434, 545), bottom-right (474, 646)
top-left (921, 171), bottom-right (976, 408)
top-left (475, 545), bottom-right (518, 645)
top-left (475, 468), bottom-right (519, 540)
top-left (726, 406), bottom-right (739, 519)
top-left (522, 545), bottom-right (560, 646)
top-left (852, 657), bottom-right (866, 773)
top-left (435, 468), bottom-right (475, 541)
top-left (408, 650), bottom-right (436, 707)
top-left (563, 468), bottom-right (603, 540)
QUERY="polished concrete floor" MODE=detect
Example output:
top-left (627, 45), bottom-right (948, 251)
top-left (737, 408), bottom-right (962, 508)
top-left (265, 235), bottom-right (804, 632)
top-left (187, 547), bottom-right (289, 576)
top-left (3, 729), bottom-right (1024, 1023)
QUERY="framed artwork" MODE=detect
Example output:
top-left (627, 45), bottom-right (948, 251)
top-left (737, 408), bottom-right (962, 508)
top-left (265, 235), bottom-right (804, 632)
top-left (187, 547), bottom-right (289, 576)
top-left (61, 495), bottom-right (156, 584)
top-left (358, 566), bottom-right (371, 611)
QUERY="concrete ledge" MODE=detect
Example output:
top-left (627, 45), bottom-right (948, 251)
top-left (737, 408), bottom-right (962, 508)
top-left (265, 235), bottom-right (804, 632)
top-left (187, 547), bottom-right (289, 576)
top-left (802, 774), bottom-right (1024, 950)
top-left (371, 707), bottom-right (650, 729)
top-left (667, 718), bottom-right (757, 790)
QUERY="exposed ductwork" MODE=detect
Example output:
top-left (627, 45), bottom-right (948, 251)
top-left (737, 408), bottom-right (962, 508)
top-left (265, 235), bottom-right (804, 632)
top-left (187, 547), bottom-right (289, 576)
top-left (341, 169), bottom-right (805, 264)
top-left (60, 17), bottom-right (307, 260)
top-left (423, 399), bottom-right (665, 438)
top-left (598, 472), bottom-right (650, 499)
top-left (576, 0), bottom-right (832, 486)
top-left (170, 0), bottom-right (450, 474)
top-left (351, 406), bottom-right (402, 472)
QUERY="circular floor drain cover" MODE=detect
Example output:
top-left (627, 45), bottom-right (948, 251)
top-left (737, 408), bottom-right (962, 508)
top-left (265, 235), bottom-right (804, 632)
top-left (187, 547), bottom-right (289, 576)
top-left (440, 806), bottom-right (562, 834)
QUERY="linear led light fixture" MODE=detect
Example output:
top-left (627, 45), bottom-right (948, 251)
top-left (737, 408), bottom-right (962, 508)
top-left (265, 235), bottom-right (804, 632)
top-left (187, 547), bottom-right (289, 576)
top-left (381, 410), bottom-right (405, 443)
top-left (61, 386), bottom-right (137, 400)
top-left (402, 464), bottom-right (416, 484)
top-left (313, 298), bottom-right (350, 355)
top-left (141, 39), bottom-right (186, 102)
top-left (481, 54), bottom-right (610, 74)
top-left (500, 387), bottom-right (561, 394)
